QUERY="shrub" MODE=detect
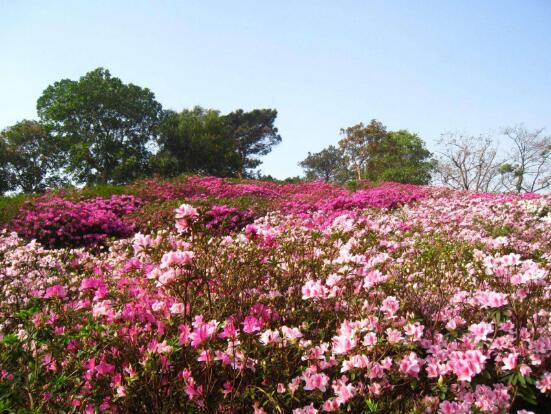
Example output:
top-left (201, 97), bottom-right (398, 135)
top-left (10, 194), bottom-right (141, 248)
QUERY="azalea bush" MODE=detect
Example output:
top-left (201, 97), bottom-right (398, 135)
top-left (10, 194), bottom-right (141, 248)
top-left (0, 178), bottom-right (550, 413)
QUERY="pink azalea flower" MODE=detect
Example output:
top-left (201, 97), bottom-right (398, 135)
top-left (45, 285), bottom-right (66, 298)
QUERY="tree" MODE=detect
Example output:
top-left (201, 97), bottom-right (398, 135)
top-left (366, 130), bottom-right (435, 185)
top-left (224, 109), bottom-right (282, 178)
top-left (499, 125), bottom-right (551, 193)
top-left (338, 120), bottom-right (387, 180)
top-left (153, 107), bottom-right (240, 177)
top-left (298, 145), bottom-right (350, 183)
top-left (0, 137), bottom-right (11, 195)
top-left (435, 132), bottom-right (501, 192)
top-left (0, 120), bottom-right (64, 193)
top-left (37, 68), bottom-right (163, 185)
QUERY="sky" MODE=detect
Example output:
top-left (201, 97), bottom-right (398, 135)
top-left (1, 0), bottom-right (550, 179)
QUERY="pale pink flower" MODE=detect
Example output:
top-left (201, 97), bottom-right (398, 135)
top-left (380, 296), bottom-right (399, 316)
top-left (399, 352), bottom-right (423, 377)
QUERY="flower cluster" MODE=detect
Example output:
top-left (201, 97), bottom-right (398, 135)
top-left (10, 195), bottom-right (141, 248)
top-left (0, 178), bottom-right (550, 413)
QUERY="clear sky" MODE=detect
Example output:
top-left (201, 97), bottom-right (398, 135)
top-left (1, 0), bottom-right (550, 178)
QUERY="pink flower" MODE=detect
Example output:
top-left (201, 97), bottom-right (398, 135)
top-left (242, 315), bottom-right (262, 334)
top-left (302, 279), bottom-right (328, 300)
top-left (80, 278), bottom-right (105, 291)
top-left (447, 350), bottom-right (487, 382)
top-left (332, 379), bottom-right (356, 405)
top-left (363, 332), bottom-right (377, 346)
top-left (170, 302), bottom-right (185, 314)
top-left (174, 204), bottom-right (199, 220)
top-left (501, 353), bottom-right (518, 371)
top-left (403, 323), bottom-right (424, 340)
top-left (281, 326), bottom-right (303, 341)
top-left (385, 328), bottom-right (403, 344)
top-left (536, 372), bottom-right (551, 393)
top-left (399, 352), bottom-right (423, 377)
top-left (158, 269), bottom-right (177, 285)
top-left (174, 204), bottom-right (199, 231)
top-left (332, 335), bottom-right (357, 355)
top-left (156, 341), bottom-right (173, 354)
top-left (468, 321), bottom-right (494, 342)
top-left (189, 317), bottom-right (218, 348)
top-left (380, 296), bottom-right (399, 317)
top-left (160, 250), bottom-right (194, 269)
top-left (219, 320), bottom-right (238, 339)
top-left (259, 329), bottom-right (281, 345)
top-left (303, 372), bottom-right (329, 392)
top-left (293, 403), bottom-right (318, 414)
top-left (45, 285), bottom-right (66, 298)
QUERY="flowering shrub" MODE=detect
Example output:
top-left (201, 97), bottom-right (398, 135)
top-left (10, 194), bottom-right (141, 248)
top-left (1, 179), bottom-right (550, 413)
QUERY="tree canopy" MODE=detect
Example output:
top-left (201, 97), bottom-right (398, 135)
top-left (338, 120), bottom-right (387, 180)
top-left (153, 107), bottom-right (240, 178)
top-left (0, 137), bottom-right (11, 194)
top-left (298, 145), bottom-right (349, 183)
top-left (153, 107), bottom-right (282, 179)
top-left (305, 120), bottom-right (434, 185)
top-left (366, 130), bottom-right (435, 185)
top-left (37, 68), bottom-right (163, 185)
top-left (0, 120), bottom-right (64, 193)
top-left (224, 109), bottom-right (282, 178)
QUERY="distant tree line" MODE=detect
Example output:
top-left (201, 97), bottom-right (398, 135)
top-left (1, 67), bottom-right (549, 194)
top-left (299, 119), bottom-right (435, 185)
top-left (0, 68), bottom-right (281, 193)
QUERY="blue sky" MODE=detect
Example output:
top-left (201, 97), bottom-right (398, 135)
top-left (1, 0), bottom-right (550, 178)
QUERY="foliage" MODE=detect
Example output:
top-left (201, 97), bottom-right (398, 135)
top-left (365, 130), bottom-right (435, 185)
top-left (36, 67), bottom-right (163, 185)
top-left (298, 145), bottom-right (350, 183)
top-left (153, 107), bottom-right (241, 178)
top-left (338, 120), bottom-right (387, 180)
top-left (0, 138), bottom-right (10, 195)
top-left (0, 193), bottom-right (28, 226)
top-left (0, 120), bottom-right (65, 193)
top-left (224, 108), bottom-right (282, 177)
top-left (315, 122), bottom-right (434, 185)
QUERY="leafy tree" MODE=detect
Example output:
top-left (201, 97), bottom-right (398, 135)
top-left (224, 109), bottom-right (282, 178)
top-left (366, 130), bottom-right (435, 185)
top-left (0, 137), bottom-right (11, 194)
top-left (298, 145), bottom-right (350, 183)
top-left (0, 120), bottom-right (65, 193)
top-left (338, 120), bottom-right (387, 180)
top-left (499, 125), bottom-right (551, 193)
top-left (153, 107), bottom-right (240, 177)
top-left (37, 67), bottom-right (163, 185)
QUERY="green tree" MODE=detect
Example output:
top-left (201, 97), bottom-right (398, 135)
top-left (298, 145), bottom-right (350, 183)
top-left (224, 109), bottom-right (282, 178)
top-left (0, 137), bottom-right (11, 194)
top-left (153, 107), bottom-right (240, 177)
top-left (366, 130), bottom-right (435, 184)
top-left (338, 120), bottom-right (387, 180)
top-left (0, 120), bottom-right (64, 193)
top-left (37, 67), bottom-right (163, 185)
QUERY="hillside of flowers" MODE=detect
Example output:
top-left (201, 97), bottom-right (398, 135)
top-left (1, 176), bottom-right (550, 413)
